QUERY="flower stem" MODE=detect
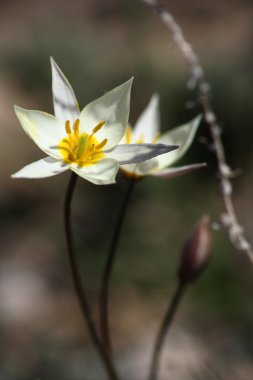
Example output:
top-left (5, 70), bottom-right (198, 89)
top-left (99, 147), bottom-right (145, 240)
top-left (148, 282), bottom-right (186, 380)
top-left (99, 178), bottom-right (135, 355)
top-left (64, 171), bottom-right (119, 380)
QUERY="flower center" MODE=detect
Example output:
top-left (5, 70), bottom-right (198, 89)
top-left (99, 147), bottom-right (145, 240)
top-left (59, 119), bottom-right (107, 166)
top-left (125, 126), bottom-right (160, 144)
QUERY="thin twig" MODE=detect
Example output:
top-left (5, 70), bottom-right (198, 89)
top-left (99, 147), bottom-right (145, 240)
top-left (99, 179), bottom-right (135, 355)
top-left (148, 282), bottom-right (186, 380)
top-left (64, 172), bottom-right (119, 380)
top-left (140, 0), bottom-right (253, 263)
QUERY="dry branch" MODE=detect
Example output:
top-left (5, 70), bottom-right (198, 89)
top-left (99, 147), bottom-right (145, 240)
top-left (141, 0), bottom-right (253, 263)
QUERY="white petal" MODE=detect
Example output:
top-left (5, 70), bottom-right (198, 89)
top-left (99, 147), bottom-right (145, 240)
top-left (50, 57), bottom-right (80, 122)
top-left (151, 163), bottom-right (207, 179)
top-left (155, 115), bottom-right (202, 169)
top-left (120, 159), bottom-right (159, 177)
top-left (11, 157), bottom-right (69, 179)
top-left (133, 94), bottom-right (160, 143)
top-left (80, 78), bottom-right (133, 150)
top-left (71, 159), bottom-right (119, 185)
top-left (135, 158), bottom-right (159, 174)
top-left (120, 163), bottom-right (139, 175)
top-left (14, 106), bottom-right (65, 159)
top-left (106, 143), bottom-right (178, 164)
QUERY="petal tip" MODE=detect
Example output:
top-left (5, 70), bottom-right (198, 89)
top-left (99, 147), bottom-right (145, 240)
top-left (14, 104), bottom-right (21, 112)
top-left (193, 114), bottom-right (203, 128)
top-left (151, 93), bottom-right (160, 104)
top-left (11, 172), bottom-right (21, 179)
top-left (50, 56), bottom-right (60, 73)
top-left (50, 56), bottom-right (58, 69)
top-left (125, 77), bottom-right (134, 88)
top-left (14, 104), bottom-right (25, 117)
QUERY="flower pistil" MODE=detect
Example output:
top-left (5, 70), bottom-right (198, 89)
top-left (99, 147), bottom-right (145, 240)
top-left (59, 119), bottom-right (107, 166)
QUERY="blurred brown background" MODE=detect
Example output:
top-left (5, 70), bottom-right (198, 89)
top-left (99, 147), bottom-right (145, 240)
top-left (1, 0), bottom-right (253, 379)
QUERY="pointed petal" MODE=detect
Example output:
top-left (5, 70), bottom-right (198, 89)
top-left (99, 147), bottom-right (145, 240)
top-left (50, 57), bottom-right (80, 122)
top-left (155, 115), bottom-right (202, 169)
top-left (80, 78), bottom-right (133, 150)
top-left (71, 159), bottom-right (119, 185)
top-left (11, 157), bottom-right (69, 179)
top-left (14, 106), bottom-right (65, 159)
top-left (133, 94), bottom-right (160, 143)
top-left (106, 143), bottom-right (178, 164)
top-left (152, 163), bottom-right (207, 179)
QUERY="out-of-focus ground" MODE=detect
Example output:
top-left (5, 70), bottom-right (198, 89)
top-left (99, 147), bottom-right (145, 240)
top-left (0, 0), bottom-right (253, 379)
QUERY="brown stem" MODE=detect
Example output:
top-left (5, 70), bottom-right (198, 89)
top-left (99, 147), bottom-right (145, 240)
top-left (148, 282), bottom-right (186, 380)
top-left (64, 171), bottom-right (119, 380)
top-left (99, 179), bottom-right (135, 356)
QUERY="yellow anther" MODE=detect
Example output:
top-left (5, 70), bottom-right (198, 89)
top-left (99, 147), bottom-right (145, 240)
top-left (87, 134), bottom-right (93, 144)
top-left (153, 133), bottom-right (161, 143)
top-left (60, 119), bottom-right (106, 166)
top-left (90, 144), bottom-right (95, 154)
top-left (69, 152), bottom-right (76, 161)
top-left (136, 133), bottom-right (144, 144)
top-left (92, 120), bottom-right (105, 134)
top-left (96, 138), bottom-right (107, 151)
top-left (65, 120), bottom-right (71, 134)
top-left (68, 133), bottom-right (76, 149)
top-left (74, 119), bottom-right (80, 135)
top-left (125, 127), bottom-right (132, 144)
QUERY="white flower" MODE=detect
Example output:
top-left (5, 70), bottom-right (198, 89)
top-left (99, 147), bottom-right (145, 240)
top-left (120, 94), bottom-right (205, 179)
top-left (12, 59), bottom-right (178, 185)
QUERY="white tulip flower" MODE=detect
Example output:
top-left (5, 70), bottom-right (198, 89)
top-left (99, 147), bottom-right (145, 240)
top-left (120, 94), bottom-right (205, 180)
top-left (12, 59), bottom-right (178, 185)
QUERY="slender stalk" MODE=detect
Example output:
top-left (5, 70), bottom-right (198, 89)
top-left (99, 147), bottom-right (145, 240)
top-left (99, 178), bottom-right (135, 355)
top-left (148, 282), bottom-right (186, 380)
top-left (64, 171), bottom-right (119, 380)
top-left (140, 0), bottom-right (253, 262)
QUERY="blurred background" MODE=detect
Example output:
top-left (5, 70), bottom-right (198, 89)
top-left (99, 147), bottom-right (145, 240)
top-left (0, 0), bottom-right (253, 379)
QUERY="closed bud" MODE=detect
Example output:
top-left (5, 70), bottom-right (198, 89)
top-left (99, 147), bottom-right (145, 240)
top-left (178, 216), bottom-right (212, 285)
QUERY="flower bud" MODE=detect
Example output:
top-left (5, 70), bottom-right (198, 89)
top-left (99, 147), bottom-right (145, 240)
top-left (178, 216), bottom-right (212, 285)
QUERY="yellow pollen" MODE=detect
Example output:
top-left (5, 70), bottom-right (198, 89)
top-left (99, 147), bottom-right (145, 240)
top-left (152, 133), bottom-right (161, 143)
top-left (59, 119), bottom-right (107, 166)
top-left (125, 127), bottom-right (132, 144)
top-left (93, 120), bottom-right (105, 134)
top-left (74, 119), bottom-right (80, 135)
top-left (96, 138), bottom-right (107, 150)
top-left (136, 133), bottom-right (144, 144)
top-left (65, 120), bottom-right (71, 134)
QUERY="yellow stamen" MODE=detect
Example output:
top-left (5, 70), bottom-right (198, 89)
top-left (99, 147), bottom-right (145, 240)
top-left (136, 133), bottom-right (144, 144)
top-left (153, 133), bottom-right (161, 143)
top-left (59, 119), bottom-right (106, 166)
top-left (69, 133), bottom-right (76, 151)
top-left (125, 126), bottom-right (132, 144)
top-left (65, 120), bottom-right (71, 134)
top-left (90, 144), bottom-right (95, 154)
top-left (74, 119), bottom-right (80, 135)
top-left (81, 144), bottom-right (94, 162)
top-left (93, 120), bottom-right (105, 134)
top-left (96, 138), bottom-right (107, 151)
top-left (62, 138), bottom-right (70, 144)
